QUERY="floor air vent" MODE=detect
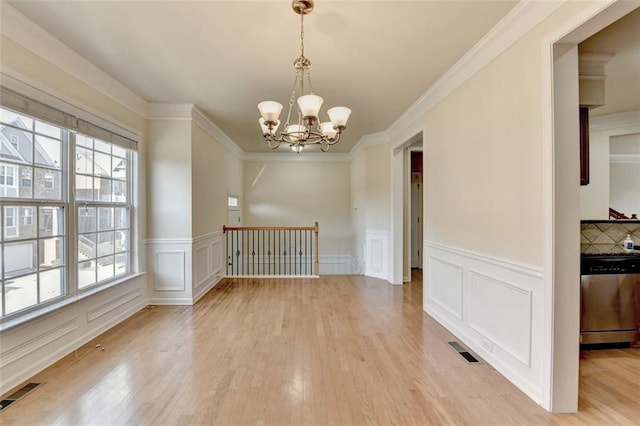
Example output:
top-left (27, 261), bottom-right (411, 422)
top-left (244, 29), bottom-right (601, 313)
top-left (448, 341), bottom-right (481, 363)
top-left (0, 382), bottom-right (42, 412)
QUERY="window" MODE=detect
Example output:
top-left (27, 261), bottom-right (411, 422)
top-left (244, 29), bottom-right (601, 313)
top-left (228, 195), bottom-right (239, 209)
top-left (76, 135), bottom-right (132, 289)
top-left (22, 207), bottom-right (33, 225)
top-left (44, 175), bottom-right (54, 190)
top-left (9, 134), bottom-right (18, 149)
top-left (0, 97), bottom-right (137, 319)
top-left (4, 206), bottom-right (17, 237)
top-left (0, 164), bottom-right (18, 198)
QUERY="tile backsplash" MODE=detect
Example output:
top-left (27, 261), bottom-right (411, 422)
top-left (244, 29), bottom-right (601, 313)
top-left (581, 221), bottom-right (640, 254)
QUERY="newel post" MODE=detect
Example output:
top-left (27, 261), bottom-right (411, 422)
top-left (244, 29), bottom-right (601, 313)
top-left (314, 222), bottom-right (319, 276)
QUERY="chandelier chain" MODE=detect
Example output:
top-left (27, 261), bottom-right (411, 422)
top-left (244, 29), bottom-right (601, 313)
top-left (300, 12), bottom-right (305, 58)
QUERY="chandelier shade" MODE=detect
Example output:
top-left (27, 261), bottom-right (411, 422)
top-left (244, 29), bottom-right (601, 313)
top-left (257, 0), bottom-right (350, 153)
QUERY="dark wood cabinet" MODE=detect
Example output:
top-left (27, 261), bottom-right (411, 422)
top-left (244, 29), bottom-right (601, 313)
top-left (580, 106), bottom-right (589, 186)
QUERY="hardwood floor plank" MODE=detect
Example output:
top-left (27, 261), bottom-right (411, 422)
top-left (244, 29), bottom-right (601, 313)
top-left (2, 272), bottom-right (640, 425)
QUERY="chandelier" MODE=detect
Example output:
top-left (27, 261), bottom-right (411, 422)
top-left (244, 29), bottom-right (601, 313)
top-left (257, 0), bottom-right (351, 153)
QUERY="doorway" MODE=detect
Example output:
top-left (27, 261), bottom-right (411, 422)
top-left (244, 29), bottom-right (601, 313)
top-left (549, 0), bottom-right (639, 412)
top-left (410, 151), bottom-right (423, 270)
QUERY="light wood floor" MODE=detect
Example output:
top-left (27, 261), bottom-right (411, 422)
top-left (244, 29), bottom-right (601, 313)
top-left (2, 271), bottom-right (639, 425)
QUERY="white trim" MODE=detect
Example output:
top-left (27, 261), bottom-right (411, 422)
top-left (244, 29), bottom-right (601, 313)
top-left (610, 154), bottom-right (640, 164)
top-left (0, 3), bottom-right (148, 118)
top-left (191, 106), bottom-right (244, 159)
top-left (425, 242), bottom-right (543, 279)
top-left (148, 103), bottom-right (244, 159)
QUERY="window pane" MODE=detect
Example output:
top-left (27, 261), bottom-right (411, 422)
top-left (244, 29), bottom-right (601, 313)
top-left (112, 157), bottom-right (126, 180)
top-left (78, 207), bottom-right (96, 234)
top-left (76, 134), bottom-right (92, 148)
top-left (97, 256), bottom-right (114, 282)
top-left (35, 121), bottom-right (62, 139)
top-left (97, 177), bottom-right (111, 201)
top-left (0, 162), bottom-right (19, 197)
top-left (39, 268), bottom-right (63, 302)
top-left (0, 107), bottom-right (34, 129)
top-left (39, 206), bottom-right (64, 237)
top-left (115, 230), bottom-right (129, 253)
top-left (115, 253), bottom-right (128, 276)
top-left (76, 175), bottom-right (94, 201)
top-left (94, 152), bottom-right (111, 177)
top-left (4, 273), bottom-right (37, 315)
top-left (2, 206), bottom-right (23, 240)
top-left (78, 233), bottom-right (97, 260)
top-left (112, 145), bottom-right (126, 157)
top-left (34, 136), bottom-right (61, 169)
top-left (39, 237), bottom-right (64, 270)
top-left (75, 147), bottom-right (93, 175)
top-left (114, 207), bottom-right (129, 229)
top-left (19, 166), bottom-right (33, 199)
top-left (98, 207), bottom-right (114, 231)
top-left (98, 231), bottom-right (115, 256)
top-left (94, 140), bottom-right (111, 154)
top-left (113, 180), bottom-right (126, 202)
top-left (16, 206), bottom-right (37, 239)
top-left (34, 168), bottom-right (62, 200)
top-left (4, 240), bottom-right (36, 278)
top-left (78, 260), bottom-right (96, 289)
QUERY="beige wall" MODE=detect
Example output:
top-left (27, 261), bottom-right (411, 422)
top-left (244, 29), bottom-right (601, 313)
top-left (243, 160), bottom-right (351, 255)
top-left (147, 119), bottom-right (192, 238)
top-left (364, 145), bottom-right (391, 232)
top-left (350, 154), bottom-right (366, 273)
top-left (191, 123), bottom-right (242, 237)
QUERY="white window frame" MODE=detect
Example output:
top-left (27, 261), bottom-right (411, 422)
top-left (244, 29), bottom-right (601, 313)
top-left (0, 98), bottom-right (138, 321)
top-left (4, 206), bottom-right (18, 237)
top-left (22, 207), bottom-right (33, 225)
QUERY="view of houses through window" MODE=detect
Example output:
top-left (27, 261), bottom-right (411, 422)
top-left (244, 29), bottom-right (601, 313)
top-left (0, 104), bottom-right (135, 318)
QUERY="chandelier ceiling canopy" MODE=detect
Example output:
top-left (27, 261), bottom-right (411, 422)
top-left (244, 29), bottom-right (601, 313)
top-left (257, 0), bottom-right (351, 154)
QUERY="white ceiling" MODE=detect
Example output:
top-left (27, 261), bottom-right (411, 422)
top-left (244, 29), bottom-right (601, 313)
top-left (6, 0), bottom-right (519, 153)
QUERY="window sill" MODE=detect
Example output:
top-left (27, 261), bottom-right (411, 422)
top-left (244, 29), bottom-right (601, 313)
top-left (0, 272), bottom-right (146, 332)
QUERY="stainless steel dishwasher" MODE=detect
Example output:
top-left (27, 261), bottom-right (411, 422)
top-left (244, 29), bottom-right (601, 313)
top-left (580, 255), bottom-right (640, 345)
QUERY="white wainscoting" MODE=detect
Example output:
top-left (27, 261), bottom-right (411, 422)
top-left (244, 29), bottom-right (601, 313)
top-left (0, 276), bottom-right (145, 395)
top-left (193, 232), bottom-right (224, 302)
top-left (365, 230), bottom-right (389, 281)
top-left (423, 241), bottom-right (544, 404)
top-left (146, 232), bottom-right (224, 305)
top-left (146, 238), bottom-right (192, 304)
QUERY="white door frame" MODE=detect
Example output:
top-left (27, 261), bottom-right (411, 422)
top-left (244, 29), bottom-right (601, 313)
top-left (542, 0), bottom-right (638, 412)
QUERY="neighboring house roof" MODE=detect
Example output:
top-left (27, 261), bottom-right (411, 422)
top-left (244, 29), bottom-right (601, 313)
top-left (0, 131), bottom-right (24, 162)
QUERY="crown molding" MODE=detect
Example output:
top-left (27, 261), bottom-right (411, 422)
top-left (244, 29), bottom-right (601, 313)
top-left (191, 106), bottom-right (245, 159)
top-left (590, 110), bottom-right (640, 131)
top-left (347, 0), bottom-right (564, 158)
top-left (1, 3), bottom-right (149, 118)
top-left (347, 131), bottom-right (388, 161)
top-left (148, 103), bottom-right (245, 158)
